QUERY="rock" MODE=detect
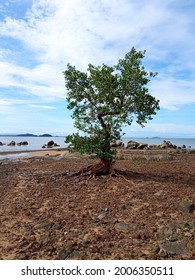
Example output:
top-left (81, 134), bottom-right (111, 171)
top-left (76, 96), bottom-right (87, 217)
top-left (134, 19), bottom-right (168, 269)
top-left (54, 143), bottom-right (60, 147)
top-left (0, 141), bottom-right (3, 146)
top-left (160, 140), bottom-right (177, 149)
top-left (47, 140), bottom-right (55, 147)
top-left (42, 140), bottom-right (59, 148)
top-left (17, 141), bottom-right (28, 146)
top-left (152, 245), bottom-right (160, 253)
top-left (126, 140), bottom-right (148, 149)
top-left (52, 223), bottom-right (62, 230)
top-left (126, 140), bottom-right (139, 149)
top-left (16, 252), bottom-right (29, 259)
top-left (110, 140), bottom-right (124, 147)
top-left (93, 213), bottom-right (107, 223)
top-left (114, 221), bottom-right (132, 233)
top-left (7, 140), bottom-right (16, 146)
top-left (43, 140), bottom-right (60, 148)
top-left (137, 143), bottom-right (148, 149)
top-left (58, 247), bottom-right (79, 260)
top-left (158, 248), bottom-right (168, 257)
top-left (178, 200), bottom-right (195, 214)
top-left (161, 240), bottom-right (188, 255)
top-left (150, 141), bottom-right (177, 150)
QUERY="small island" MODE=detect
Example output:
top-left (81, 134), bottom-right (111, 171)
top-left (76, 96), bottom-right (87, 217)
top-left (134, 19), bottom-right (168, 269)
top-left (16, 133), bottom-right (52, 137)
top-left (16, 133), bottom-right (37, 137)
top-left (39, 134), bottom-right (52, 137)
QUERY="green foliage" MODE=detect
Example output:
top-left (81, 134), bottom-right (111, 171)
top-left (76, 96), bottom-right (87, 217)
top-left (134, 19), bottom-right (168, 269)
top-left (63, 47), bottom-right (160, 162)
top-left (66, 133), bottom-right (116, 161)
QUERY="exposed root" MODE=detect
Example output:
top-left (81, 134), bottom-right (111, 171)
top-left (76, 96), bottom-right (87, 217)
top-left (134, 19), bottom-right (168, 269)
top-left (65, 162), bottom-right (133, 188)
top-left (69, 161), bottom-right (114, 177)
top-left (53, 161), bottom-right (135, 187)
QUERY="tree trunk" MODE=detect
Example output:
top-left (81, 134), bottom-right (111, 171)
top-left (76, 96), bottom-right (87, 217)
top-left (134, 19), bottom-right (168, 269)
top-left (93, 159), bottom-right (113, 175)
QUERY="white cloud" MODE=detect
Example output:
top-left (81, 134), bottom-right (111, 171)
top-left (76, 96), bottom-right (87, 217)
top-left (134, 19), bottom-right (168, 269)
top-left (150, 76), bottom-right (195, 110)
top-left (0, 60), bottom-right (65, 99)
top-left (28, 104), bottom-right (56, 109)
top-left (124, 122), bottom-right (195, 137)
top-left (0, 0), bottom-right (195, 112)
top-left (0, 98), bottom-right (27, 114)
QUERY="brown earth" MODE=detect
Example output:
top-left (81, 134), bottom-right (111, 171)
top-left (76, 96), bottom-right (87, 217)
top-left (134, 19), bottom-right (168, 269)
top-left (0, 149), bottom-right (194, 260)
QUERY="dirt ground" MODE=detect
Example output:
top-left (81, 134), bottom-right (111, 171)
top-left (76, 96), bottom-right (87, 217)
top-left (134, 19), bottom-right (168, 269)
top-left (0, 149), bottom-right (194, 260)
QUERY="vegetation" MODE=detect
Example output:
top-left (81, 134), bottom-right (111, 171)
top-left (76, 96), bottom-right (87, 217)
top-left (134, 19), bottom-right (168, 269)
top-left (63, 47), bottom-right (160, 174)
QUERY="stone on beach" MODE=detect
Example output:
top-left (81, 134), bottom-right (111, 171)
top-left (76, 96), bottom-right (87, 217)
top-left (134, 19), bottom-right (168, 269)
top-left (42, 140), bottom-right (60, 149)
top-left (17, 141), bottom-right (28, 146)
top-left (126, 140), bottom-right (140, 149)
top-left (110, 140), bottom-right (124, 147)
top-left (7, 140), bottom-right (16, 146)
top-left (126, 140), bottom-right (148, 150)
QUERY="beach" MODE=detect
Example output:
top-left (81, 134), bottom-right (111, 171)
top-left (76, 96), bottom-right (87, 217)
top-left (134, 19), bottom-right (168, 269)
top-left (0, 148), bottom-right (194, 260)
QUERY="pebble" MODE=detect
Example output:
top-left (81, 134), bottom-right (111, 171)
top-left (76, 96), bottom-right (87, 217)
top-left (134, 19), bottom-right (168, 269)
top-left (93, 213), bottom-right (107, 223)
top-left (52, 223), bottom-right (62, 230)
top-left (161, 240), bottom-right (188, 255)
top-left (178, 200), bottom-right (195, 214)
top-left (114, 222), bottom-right (132, 233)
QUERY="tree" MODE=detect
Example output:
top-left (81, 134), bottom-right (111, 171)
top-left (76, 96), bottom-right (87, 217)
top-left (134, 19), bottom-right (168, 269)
top-left (63, 47), bottom-right (160, 175)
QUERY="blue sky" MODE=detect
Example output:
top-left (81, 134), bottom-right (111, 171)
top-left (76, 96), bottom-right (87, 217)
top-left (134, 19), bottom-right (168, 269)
top-left (0, 0), bottom-right (195, 137)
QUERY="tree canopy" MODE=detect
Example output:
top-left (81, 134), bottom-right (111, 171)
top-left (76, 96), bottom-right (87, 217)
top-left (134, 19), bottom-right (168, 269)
top-left (63, 47), bottom-right (160, 174)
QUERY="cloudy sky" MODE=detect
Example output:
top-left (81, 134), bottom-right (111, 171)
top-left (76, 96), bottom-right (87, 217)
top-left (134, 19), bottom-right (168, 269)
top-left (0, 0), bottom-right (195, 137)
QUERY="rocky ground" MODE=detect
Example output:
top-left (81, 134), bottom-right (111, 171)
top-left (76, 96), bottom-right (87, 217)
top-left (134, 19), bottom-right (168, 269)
top-left (0, 149), bottom-right (194, 260)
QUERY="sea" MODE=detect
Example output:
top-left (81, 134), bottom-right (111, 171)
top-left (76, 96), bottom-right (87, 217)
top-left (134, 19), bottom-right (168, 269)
top-left (0, 136), bottom-right (195, 156)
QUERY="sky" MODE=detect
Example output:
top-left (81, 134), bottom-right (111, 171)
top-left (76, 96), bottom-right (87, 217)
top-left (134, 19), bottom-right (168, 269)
top-left (0, 0), bottom-right (195, 137)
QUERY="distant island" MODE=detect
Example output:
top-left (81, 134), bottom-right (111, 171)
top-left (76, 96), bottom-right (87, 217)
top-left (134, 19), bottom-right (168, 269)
top-left (17, 133), bottom-right (37, 137)
top-left (0, 133), bottom-right (53, 137)
top-left (17, 133), bottom-right (52, 137)
top-left (39, 134), bottom-right (52, 137)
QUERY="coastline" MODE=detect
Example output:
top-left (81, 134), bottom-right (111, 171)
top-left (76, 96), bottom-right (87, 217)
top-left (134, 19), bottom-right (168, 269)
top-left (1, 147), bottom-right (195, 162)
top-left (0, 148), bottom-right (69, 158)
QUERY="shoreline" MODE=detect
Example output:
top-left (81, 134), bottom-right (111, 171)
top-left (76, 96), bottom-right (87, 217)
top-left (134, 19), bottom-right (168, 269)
top-left (0, 148), bottom-right (69, 160)
top-left (0, 147), bottom-right (68, 155)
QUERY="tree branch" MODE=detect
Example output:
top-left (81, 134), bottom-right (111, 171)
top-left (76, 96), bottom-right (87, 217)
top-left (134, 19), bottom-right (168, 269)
top-left (97, 114), bottom-right (107, 129)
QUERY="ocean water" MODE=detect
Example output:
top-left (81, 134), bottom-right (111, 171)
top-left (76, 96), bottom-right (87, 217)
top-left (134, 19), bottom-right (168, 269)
top-left (0, 136), bottom-right (195, 154)
top-left (0, 137), bottom-right (67, 153)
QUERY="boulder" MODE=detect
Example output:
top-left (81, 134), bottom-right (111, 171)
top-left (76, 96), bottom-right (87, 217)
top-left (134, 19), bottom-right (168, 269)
top-left (17, 141), bottom-right (28, 146)
top-left (161, 240), bottom-right (188, 255)
top-left (126, 140), bottom-right (139, 149)
top-left (47, 140), bottom-right (55, 147)
top-left (161, 140), bottom-right (177, 149)
top-left (137, 143), bottom-right (148, 149)
top-left (54, 143), bottom-right (60, 147)
top-left (150, 141), bottom-right (177, 150)
top-left (149, 144), bottom-right (159, 150)
top-left (42, 141), bottom-right (60, 148)
top-left (178, 200), bottom-right (195, 214)
top-left (110, 140), bottom-right (124, 147)
top-left (0, 141), bottom-right (3, 146)
top-left (8, 140), bottom-right (16, 146)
